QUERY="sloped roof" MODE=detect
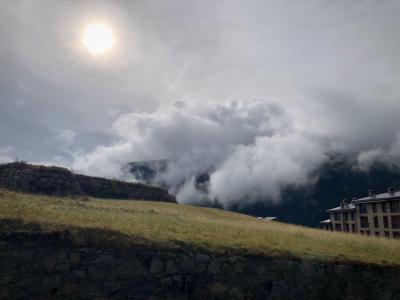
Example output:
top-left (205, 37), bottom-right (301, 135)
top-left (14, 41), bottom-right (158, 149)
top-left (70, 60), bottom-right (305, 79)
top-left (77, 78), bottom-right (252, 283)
top-left (327, 203), bottom-right (355, 212)
top-left (320, 219), bottom-right (331, 224)
top-left (257, 216), bottom-right (278, 221)
top-left (352, 191), bottom-right (400, 203)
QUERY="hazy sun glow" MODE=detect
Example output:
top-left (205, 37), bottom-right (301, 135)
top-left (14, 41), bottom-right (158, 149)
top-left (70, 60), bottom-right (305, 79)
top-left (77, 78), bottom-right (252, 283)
top-left (82, 23), bottom-right (114, 55)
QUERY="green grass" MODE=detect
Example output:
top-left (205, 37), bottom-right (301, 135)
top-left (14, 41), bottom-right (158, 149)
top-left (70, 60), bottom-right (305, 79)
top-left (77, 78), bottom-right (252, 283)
top-left (1, 188), bottom-right (400, 266)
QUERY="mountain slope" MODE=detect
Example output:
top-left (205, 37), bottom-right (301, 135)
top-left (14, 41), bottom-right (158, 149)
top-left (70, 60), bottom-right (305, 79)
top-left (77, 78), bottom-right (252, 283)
top-left (0, 161), bottom-right (175, 202)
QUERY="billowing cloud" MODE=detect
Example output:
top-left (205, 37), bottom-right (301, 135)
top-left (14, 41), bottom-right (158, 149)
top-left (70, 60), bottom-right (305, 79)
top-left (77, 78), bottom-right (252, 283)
top-left (71, 100), bottom-right (324, 206)
top-left (208, 133), bottom-right (326, 207)
top-left (356, 135), bottom-right (400, 172)
top-left (73, 100), bottom-right (291, 182)
top-left (72, 96), bottom-right (400, 207)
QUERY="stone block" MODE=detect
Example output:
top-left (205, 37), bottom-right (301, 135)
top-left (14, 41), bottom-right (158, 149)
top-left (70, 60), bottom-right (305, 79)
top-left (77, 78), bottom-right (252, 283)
top-left (42, 275), bottom-right (61, 290)
top-left (207, 261), bottom-right (220, 274)
top-left (103, 281), bottom-right (121, 295)
top-left (172, 274), bottom-right (182, 283)
top-left (150, 257), bottom-right (164, 274)
top-left (113, 257), bottom-right (147, 279)
top-left (161, 276), bottom-right (173, 288)
top-left (43, 256), bottom-right (57, 271)
top-left (61, 282), bottom-right (78, 295)
top-left (255, 263), bottom-right (266, 275)
top-left (229, 287), bottom-right (245, 299)
top-left (79, 281), bottom-right (101, 296)
top-left (179, 256), bottom-right (195, 273)
top-left (0, 275), bottom-right (14, 285)
top-left (227, 256), bottom-right (240, 264)
top-left (69, 252), bottom-right (80, 264)
top-left (196, 263), bottom-right (207, 272)
top-left (0, 288), bottom-right (11, 298)
top-left (166, 260), bottom-right (178, 274)
top-left (196, 253), bottom-right (210, 263)
top-left (210, 282), bottom-right (228, 299)
top-left (94, 254), bottom-right (115, 268)
top-left (233, 262), bottom-right (244, 273)
top-left (73, 270), bottom-right (86, 279)
top-left (221, 263), bottom-right (232, 273)
top-left (54, 263), bottom-right (70, 272)
top-left (88, 265), bottom-right (108, 280)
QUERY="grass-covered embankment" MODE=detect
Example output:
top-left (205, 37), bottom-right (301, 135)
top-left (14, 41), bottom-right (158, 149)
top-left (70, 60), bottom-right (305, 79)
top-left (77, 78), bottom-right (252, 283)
top-left (1, 188), bottom-right (400, 266)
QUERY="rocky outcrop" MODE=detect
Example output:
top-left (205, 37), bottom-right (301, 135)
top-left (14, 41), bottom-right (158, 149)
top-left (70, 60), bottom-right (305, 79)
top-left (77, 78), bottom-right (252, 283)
top-left (1, 229), bottom-right (400, 300)
top-left (0, 162), bottom-right (175, 202)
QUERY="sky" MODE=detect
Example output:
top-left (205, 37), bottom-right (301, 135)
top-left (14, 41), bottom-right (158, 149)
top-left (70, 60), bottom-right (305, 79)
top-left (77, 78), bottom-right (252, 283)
top-left (2, 0), bottom-right (400, 206)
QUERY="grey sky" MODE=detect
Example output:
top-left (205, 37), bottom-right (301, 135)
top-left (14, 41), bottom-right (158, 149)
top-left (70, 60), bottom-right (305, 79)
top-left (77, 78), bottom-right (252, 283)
top-left (2, 0), bottom-right (400, 204)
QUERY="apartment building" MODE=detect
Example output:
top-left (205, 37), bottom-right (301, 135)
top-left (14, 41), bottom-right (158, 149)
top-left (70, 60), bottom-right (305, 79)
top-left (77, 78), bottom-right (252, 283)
top-left (320, 188), bottom-right (400, 238)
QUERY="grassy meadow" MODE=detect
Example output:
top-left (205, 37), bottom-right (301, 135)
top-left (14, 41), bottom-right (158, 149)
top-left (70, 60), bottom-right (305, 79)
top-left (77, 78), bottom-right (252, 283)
top-left (1, 188), bottom-right (400, 266)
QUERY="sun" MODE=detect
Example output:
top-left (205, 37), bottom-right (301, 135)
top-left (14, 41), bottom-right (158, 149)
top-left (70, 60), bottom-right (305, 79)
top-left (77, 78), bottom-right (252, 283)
top-left (82, 23), bottom-right (114, 55)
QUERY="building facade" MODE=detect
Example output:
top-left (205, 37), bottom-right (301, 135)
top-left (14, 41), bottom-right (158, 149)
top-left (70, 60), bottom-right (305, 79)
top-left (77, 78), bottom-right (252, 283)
top-left (321, 188), bottom-right (400, 238)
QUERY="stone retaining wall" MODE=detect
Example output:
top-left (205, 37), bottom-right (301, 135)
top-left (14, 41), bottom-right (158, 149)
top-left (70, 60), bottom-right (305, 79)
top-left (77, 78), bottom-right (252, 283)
top-left (1, 230), bottom-right (400, 300)
top-left (0, 162), bottom-right (175, 202)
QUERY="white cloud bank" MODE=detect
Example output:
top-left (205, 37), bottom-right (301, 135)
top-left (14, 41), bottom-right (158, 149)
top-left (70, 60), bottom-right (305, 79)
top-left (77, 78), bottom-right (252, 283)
top-left (72, 100), bottom-right (325, 207)
top-left (72, 97), bottom-right (400, 207)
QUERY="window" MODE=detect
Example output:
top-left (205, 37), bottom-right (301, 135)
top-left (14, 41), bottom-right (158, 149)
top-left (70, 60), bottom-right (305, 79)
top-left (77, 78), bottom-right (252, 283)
top-left (351, 224), bottom-right (356, 232)
top-left (390, 201), bottom-right (400, 213)
top-left (344, 223), bottom-right (350, 232)
top-left (359, 204), bottom-right (367, 214)
top-left (360, 216), bottom-right (369, 228)
top-left (343, 213), bottom-right (348, 221)
top-left (382, 202), bottom-right (387, 213)
top-left (375, 232), bottom-right (380, 237)
top-left (350, 212), bottom-right (355, 221)
top-left (385, 231), bottom-right (390, 238)
top-left (372, 203), bottom-right (377, 213)
top-left (392, 216), bottom-right (400, 229)
top-left (335, 224), bottom-right (342, 231)
top-left (383, 216), bottom-right (389, 228)
top-left (334, 213), bottom-right (340, 221)
top-left (374, 216), bottom-right (379, 228)
top-left (393, 232), bottom-right (400, 239)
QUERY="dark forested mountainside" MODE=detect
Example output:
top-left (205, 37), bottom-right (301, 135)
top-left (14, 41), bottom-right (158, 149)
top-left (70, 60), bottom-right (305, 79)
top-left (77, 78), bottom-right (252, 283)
top-left (123, 159), bottom-right (168, 184)
top-left (229, 156), bottom-right (400, 227)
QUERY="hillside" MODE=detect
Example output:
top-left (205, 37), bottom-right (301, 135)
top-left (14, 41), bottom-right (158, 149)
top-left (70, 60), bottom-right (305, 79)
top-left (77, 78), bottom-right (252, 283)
top-left (0, 162), bottom-right (175, 202)
top-left (1, 189), bottom-right (400, 266)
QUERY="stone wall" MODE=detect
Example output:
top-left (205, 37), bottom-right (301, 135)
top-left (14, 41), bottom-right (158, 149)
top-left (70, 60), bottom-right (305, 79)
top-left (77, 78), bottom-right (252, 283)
top-left (1, 230), bottom-right (400, 300)
top-left (0, 162), bottom-right (175, 202)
